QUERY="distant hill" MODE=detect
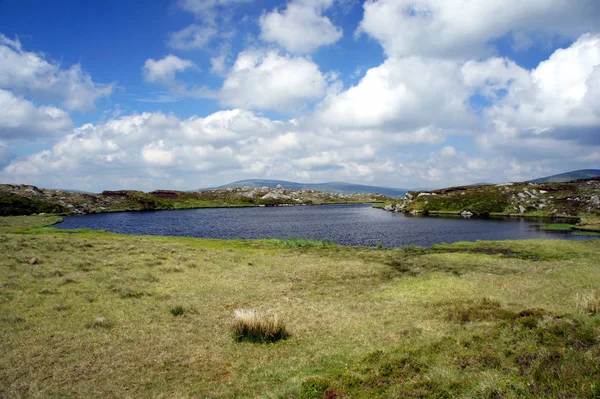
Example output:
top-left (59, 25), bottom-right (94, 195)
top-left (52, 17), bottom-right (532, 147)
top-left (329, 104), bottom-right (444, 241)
top-left (209, 179), bottom-right (408, 197)
top-left (530, 169), bottom-right (600, 183)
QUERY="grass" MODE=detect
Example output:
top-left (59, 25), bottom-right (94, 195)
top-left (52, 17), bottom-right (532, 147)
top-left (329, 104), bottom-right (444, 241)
top-left (1, 216), bottom-right (600, 397)
top-left (539, 223), bottom-right (574, 231)
top-left (0, 215), bottom-right (62, 233)
top-left (232, 309), bottom-right (289, 343)
top-left (258, 237), bottom-right (338, 248)
top-left (576, 289), bottom-right (600, 315)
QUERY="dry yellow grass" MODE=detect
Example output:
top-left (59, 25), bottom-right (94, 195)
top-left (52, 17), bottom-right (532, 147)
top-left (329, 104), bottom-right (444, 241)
top-left (576, 289), bottom-right (600, 315)
top-left (232, 309), bottom-right (289, 343)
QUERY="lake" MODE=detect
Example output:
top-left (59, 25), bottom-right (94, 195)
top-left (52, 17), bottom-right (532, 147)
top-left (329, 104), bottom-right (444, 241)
top-left (55, 204), bottom-right (597, 247)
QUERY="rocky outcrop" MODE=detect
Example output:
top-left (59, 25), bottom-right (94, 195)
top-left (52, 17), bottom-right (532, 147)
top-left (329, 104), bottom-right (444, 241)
top-left (0, 183), bottom-right (390, 216)
top-left (379, 179), bottom-right (600, 218)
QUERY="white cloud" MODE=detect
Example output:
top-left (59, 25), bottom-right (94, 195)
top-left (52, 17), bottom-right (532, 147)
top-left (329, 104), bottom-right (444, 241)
top-left (143, 55), bottom-right (196, 84)
top-left (0, 105), bottom-right (461, 191)
top-left (358, 0), bottom-right (600, 59)
top-left (470, 34), bottom-right (600, 151)
top-left (317, 56), bottom-right (473, 130)
top-left (168, 25), bottom-right (218, 50)
top-left (0, 34), bottom-right (113, 112)
top-left (440, 146), bottom-right (457, 158)
top-left (220, 49), bottom-right (328, 111)
top-left (141, 140), bottom-right (175, 166)
top-left (142, 55), bottom-right (215, 99)
top-left (260, 0), bottom-right (343, 53)
top-left (0, 89), bottom-right (72, 140)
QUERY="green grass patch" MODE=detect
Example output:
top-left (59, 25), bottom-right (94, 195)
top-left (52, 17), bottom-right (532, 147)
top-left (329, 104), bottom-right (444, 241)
top-left (539, 223), bottom-right (574, 231)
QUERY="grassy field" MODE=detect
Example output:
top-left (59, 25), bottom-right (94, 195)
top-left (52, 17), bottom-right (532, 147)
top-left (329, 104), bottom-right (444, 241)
top-left (2, 217), bottom-right (600, 398)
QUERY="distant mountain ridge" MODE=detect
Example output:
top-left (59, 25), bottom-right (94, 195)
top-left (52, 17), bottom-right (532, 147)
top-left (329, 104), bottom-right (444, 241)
top-left (530, 169), bottom-right (600, 183)
top-left (209, 179), bottom-right (408, 197)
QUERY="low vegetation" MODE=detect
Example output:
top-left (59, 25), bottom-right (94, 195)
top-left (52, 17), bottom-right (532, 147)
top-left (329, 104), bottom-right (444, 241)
top-left (1, 216), bottom-right (600, 398)
top-left (576, 289), bottom-right (600, 315)
top-left (232, 309), bottom-right (289, 343)
top-left (539, 223), bottom-right (574, 231)
top-left (380, 178), bottom-right (600, 231)
top-left (0, 192), bottom-right (67, 216)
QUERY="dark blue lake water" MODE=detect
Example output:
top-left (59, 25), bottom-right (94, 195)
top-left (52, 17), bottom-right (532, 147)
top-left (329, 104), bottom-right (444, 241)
top-left (56, 204), bottom-right (597, 248)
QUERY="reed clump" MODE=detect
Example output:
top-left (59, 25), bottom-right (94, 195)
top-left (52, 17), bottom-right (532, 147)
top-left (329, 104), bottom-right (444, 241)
top-left (576, 289), bottom-right (600, 315)
top-left (232, 309), bottom-right (289, 343)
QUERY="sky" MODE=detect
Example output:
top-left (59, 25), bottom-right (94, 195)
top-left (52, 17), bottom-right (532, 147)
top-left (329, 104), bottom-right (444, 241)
top-left (0, 0), bottom-right (599, 192)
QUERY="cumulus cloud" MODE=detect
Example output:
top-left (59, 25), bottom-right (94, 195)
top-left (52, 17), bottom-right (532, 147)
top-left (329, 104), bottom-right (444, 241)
top-left (143, 55), bottom-right (196, 83)
top-left (358, 0), bottom-right (600, 59)
top-left (317, 56), bottom-right (474, 130)
top-left (0, 105), bottom-right (468, 191)
top-left (220, 49), bottom-right (328, 111)
top-left (260, 0), bottom-right (343, 53)
top-left (142, 55), bottom-right (215, 99)
top-left (0, 89), bottom-right (72, 140)
top-left (468, 34), bottom-right (600, 151)
top-left (0, 34), bottom-right (113, 112)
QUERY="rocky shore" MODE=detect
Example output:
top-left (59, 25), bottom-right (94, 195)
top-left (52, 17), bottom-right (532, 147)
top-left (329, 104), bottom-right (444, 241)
top-left (0, 183), bottom-right (390, 216)
top-left (379, 178), bottom-right (600, 220)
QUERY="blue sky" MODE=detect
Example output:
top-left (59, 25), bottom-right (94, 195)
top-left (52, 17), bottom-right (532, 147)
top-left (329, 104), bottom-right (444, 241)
top-left (0, 0), bottom-right (599, 191)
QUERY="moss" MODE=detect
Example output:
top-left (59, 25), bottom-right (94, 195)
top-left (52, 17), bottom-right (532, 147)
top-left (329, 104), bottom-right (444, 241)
top-left (539, 223), bottom-right (574, 231)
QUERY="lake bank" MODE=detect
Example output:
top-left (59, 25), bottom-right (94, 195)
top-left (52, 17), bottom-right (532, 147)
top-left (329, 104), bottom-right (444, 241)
top-left (55, 204), bottom-right (598, 248)
top-left (2, 216), bottom-right (600, 397)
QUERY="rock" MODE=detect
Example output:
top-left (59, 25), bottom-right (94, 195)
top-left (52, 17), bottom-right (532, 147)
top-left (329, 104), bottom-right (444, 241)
top-left (518, 205), bottom-right (526, 214)
top-left (395, 204), bottom-right (402, 212)
top-left (539, 190), bottom-right (547, 194)
top-left (27, 257), bottom-right (40, 265)
top-left (417, 192), bottom-right (433, 197)
top-left (405, 193), bottom-right (413, 200)
top-left (495, 182), bottom-right (514, 187)
top-left (276, 184), bottom-right (284, 189)
top-left (518, 193), bottom-right (527, 199)
top-left (384, 204), bottom-right (394, 211)
top-left (591, 196), bottom-right (600, 205)
top-left (261, 192), bottom-right (290, 200)
top-left (461, 210), bottom-right (473, 217)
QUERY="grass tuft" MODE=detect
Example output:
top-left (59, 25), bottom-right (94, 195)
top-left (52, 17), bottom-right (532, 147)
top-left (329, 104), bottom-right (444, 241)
top-left (232, 309), bottom-right (289, 343)
top-left (447, 298), bottom-right (514, 323)
top-left (576, 289), bottom-right (600, 315)
top-left (88, 316), bottom-right (112, 329)
top-left (169, 305), bottom-right (187, 316)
